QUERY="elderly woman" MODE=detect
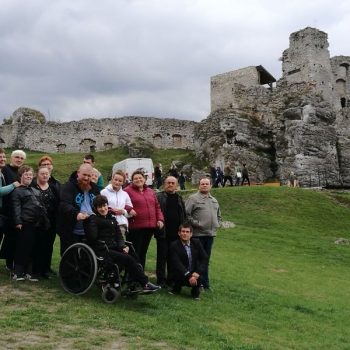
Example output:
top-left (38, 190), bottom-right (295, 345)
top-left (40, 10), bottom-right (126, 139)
top-left (100, 170), bottom-right (135, 239)
top-left (124, 170), bottom-right (164, 269)
top-left (32, 166), bottom-right (60, 278)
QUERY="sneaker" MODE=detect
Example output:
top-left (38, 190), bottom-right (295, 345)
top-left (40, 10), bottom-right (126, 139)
top-left (192, 297), bottom-right (201, 301)
top-left (13, 274), bottom-right (25, 281)
top-left (25, 274), bottom-right (39, 282)
top-left (143, 282), bottom-right (161, 293)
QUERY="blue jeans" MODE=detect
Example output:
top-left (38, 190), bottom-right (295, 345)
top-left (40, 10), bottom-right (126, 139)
top-left (197, 236), bottom-right (214, 288)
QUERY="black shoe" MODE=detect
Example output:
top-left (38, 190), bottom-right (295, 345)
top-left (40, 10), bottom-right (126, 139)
top-left (143, 282), bottom-right (161, 293)
top-left (40, 273), bottom-right (50, 280)
top-left (168, 287), bottom-right (181, 295)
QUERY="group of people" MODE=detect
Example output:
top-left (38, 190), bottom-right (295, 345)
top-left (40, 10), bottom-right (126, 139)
top-left (211, 162), bottom-right (250, 187)
top-left (0, 149), bottom-right (222, 300)
top-left (154, 162), bottom-right (186, 191)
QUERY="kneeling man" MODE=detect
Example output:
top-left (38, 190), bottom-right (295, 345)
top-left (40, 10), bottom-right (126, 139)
top-left (169, 223), bottom-right (208, 300)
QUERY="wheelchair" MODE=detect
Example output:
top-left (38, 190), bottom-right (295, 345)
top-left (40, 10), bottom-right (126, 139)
top-left (59, 241), bottom-right (143, 303)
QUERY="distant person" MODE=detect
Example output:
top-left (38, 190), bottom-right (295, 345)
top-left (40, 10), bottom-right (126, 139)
top-left (169, 163), bottom-right (179, 179)
top-left (210, 166), bottom-right (216, 185)
top-left (234, 162), bottom-right (242, 186)
top-left (185, 177), bottom-right (221, 290)
top-left (223, 163), bottom-right (233, 187)
top-left (287, 172), bottom-right (298, 188)
top-left (169, 224), bottom-right (208, 300)
top-left (241, 163), bottom-right (250, 186)
top-left (156, 176), bottom-right (186, 287)
top-left (0, 150), bottom-right (26, 271)
top-left (83, 154), bottom-right (104, 190)
top-left (178, 172), bottom-right (186, 190)
top-left (154, 163), bottom-right (163, 189)
top-left (213, 167), bottom-right (223, 188)
top-left (91, 168), bottom-right (101, 185)
top-left (124, 170), bottom-right (164, 270)
top-left (57, 163), bottom-right (100, 255)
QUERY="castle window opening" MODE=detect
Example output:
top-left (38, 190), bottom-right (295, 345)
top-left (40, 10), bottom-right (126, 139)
top-left (341, 98), bottom-right (346, 108)
top-left (172, 134), bottom-right (182, 147)
top-left (57, 144), bottom-right (66, 153)
top-left (226, 130), bottom-right (235, 144)
top-left (153, 134), bottom-right (163, 148)
top-left (90, 145), bottom-right (96, 153)
top-left (104, 142), bottom-right (113, 150)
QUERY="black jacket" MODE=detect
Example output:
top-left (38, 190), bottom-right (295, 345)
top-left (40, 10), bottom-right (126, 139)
top-left (156, 191), bottom-right (186, 238)
top-left (57, 172), bottom-right (100, 236)
top-left (11, 186), bottom-right (47, 226)
top-left (83, 213), bottom-right (125, 257)
top-left (170, 238), bottom-right (208, 281)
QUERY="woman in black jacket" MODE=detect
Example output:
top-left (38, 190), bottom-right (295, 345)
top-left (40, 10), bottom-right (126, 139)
top-left (83, 195), bottom-right (160, 293)
top-left (11, 165), bottom-right (48, 281)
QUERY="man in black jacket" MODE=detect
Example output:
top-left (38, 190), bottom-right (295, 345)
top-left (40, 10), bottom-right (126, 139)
top-left (169, 223), bottom-right (208, 300)
top-left (156, 176), bottom-right (186, 287)
top-left (57, 163), bottom-right (100, 255)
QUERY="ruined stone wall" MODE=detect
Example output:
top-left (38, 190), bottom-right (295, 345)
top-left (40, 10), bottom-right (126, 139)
top-left (210, 66), bottom-right (260, 112)
top-left (0, 113), bottom-right (197, 153)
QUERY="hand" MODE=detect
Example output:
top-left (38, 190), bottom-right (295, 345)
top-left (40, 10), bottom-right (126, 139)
top-left (13, 181), bottom-right (20, 188)
top-left (129, 209), bottom-right (137, 217)
top-left (192, 272), bottom-right (199, 279)
top-left (16, 224), bottom-right (22, 230)
top-left (157, 221), bottom-right (164, 229)
top-left (77, 212), bottom-right (89, 221)
top-left (113, 208), bottom-right (125, 215)
top-left (189, 276), bottom-right (198, 286)
top-left (122, 246), bottom-right (129, 254)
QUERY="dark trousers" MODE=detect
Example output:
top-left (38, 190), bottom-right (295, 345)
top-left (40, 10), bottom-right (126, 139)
top-left (173, 275), bottom-right (201, 298)
top-left (126, 228), bottom-right (154, 269)
top-left (197, 236), bottom-right (214, 288)
top-left (0, 224), bottom-right (19, 269)
top-left (241, 176), bottom-right (250, 186)
top-left (109, 250), bottom-right (148, 286)
top-left (33, 226), bottom-right (56, 275)
top-left (223, 176), bottom-right (233, 187)
top-left (156, 236), bottom-right (176, 285)
top-left (14, 223), bottom-right (38, 275)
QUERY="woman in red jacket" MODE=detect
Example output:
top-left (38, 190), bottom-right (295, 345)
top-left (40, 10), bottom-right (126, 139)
top-left (124, 170), bottom-right (164, 269)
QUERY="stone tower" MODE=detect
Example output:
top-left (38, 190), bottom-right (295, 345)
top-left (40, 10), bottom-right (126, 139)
top-left (280, 27), bottom-right (338, 108)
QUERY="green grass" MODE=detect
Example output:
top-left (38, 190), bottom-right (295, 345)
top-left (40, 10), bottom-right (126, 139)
top-left (1, 149), bottom-right (350, 349)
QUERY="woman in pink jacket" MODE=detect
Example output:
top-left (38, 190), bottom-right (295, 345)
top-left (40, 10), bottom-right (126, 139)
top-left (124, 170), bottom-right (164, 269)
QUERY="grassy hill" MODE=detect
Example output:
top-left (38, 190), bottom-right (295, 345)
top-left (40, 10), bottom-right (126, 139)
top-left (1, 153), bottom-right (350, 348)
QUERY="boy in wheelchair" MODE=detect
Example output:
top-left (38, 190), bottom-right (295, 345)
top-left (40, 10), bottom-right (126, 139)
top-left (83, 195), bottom-right (160, 294)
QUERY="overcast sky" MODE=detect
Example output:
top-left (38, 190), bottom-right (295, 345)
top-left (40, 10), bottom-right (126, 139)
top-left (1, 0), bottom-right (349, 122)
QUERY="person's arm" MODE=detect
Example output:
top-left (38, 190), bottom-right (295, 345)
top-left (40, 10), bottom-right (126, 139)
top-left (0, 183), bottom-right (17, 197)
top-left (83, 215), bottom-right (99, 244)
top-left (185, 196), bottom-right (200, 228)
top-left (170, 242), bottom-right (191, 278)
top-left (59, 183), bottom-right (80, 222)
top-left (11, 189), bottom-right (22, 227)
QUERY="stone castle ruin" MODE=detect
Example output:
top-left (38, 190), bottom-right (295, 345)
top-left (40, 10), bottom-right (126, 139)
top-left (1, 27), bottom-right (350, 187)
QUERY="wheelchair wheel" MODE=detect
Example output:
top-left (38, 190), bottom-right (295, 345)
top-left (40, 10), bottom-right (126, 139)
top-left (59, 243), bottom-right (98, 295)
top-left (101, 287), bottom-right (121, 304)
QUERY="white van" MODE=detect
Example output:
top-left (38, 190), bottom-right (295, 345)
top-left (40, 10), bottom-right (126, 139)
top-left (112, 158), bottom-right (154, 186)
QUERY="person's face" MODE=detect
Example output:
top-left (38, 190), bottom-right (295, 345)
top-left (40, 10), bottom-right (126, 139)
top-left (11, 154), bottom-right (25, 168)
top-left (112, 174), bottom-right (124, 191)
top-left (37, 168), bottom-right (50, 184)
top-left (0, 153), bottom-right (6, 169)
top-left (77, 165), bottom-right (92, 184)
top-left (164, 177), bottom-right (177, 193)
top-left (83, 158), bottom-right (94, 165)
top-left (199, 179), bottom-right (211, 194)
top-left (90, 172), bottom-right (99, 183)
top-left (21, 170), bottom-right (33, 186)
top-left (178, 227), bottom-right (192, 243)
top-left (132, 174), bottom-right (145, 188)
top-left (96, 203), bottom-right (109, 217)
top-left (39, 160), bottom-right (53, 173)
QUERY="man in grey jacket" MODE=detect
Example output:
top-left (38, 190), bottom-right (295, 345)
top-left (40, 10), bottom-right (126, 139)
top-left (185, 177), bottom-right (221, 290)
